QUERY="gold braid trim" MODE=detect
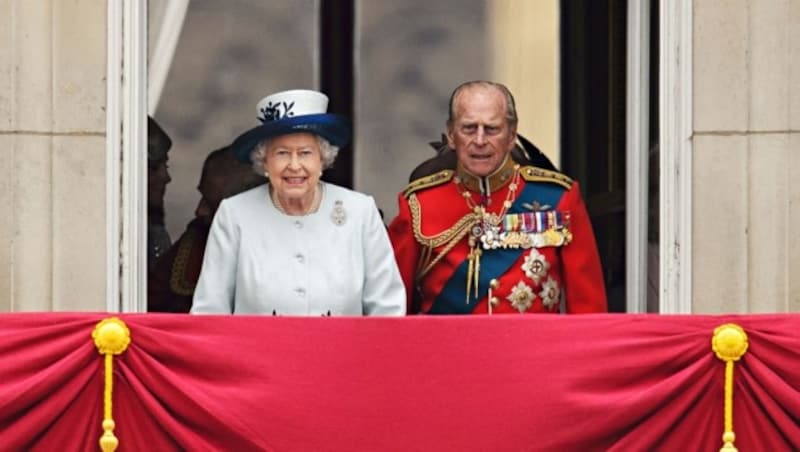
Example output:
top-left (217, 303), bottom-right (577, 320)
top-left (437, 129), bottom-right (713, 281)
top-left (409, 194), bottom-right (476, 247)
top-left (169, 227), bottom-right (199, 296)
top-left (409, 193), bottom-right (479, 281)
top-left (520, 165), bottom-right (573, 189)
top-left (403, 169), bottom-right (454, 198)
top-left (419, 225), bottom-right (473, 282)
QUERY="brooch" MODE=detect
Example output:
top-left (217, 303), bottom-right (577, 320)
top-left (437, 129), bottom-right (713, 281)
top-left (331, 200), bottom-right (346, 226)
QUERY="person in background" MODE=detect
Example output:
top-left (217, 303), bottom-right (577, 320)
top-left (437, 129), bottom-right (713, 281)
top-left (191, 89), bottom-right (405, 316)
top-left (148, 116), bottom-right (173, 272)
top-left (388, 80), bottom-right (607, 315)
top-left (148, 146), bottom-right (266, 312)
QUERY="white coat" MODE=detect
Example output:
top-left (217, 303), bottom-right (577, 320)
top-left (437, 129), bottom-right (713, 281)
top-left (192, 183), bottom-right (406, 316)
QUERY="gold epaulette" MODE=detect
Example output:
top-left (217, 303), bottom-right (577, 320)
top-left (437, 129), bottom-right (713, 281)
top-left (402, 169), bottom-right (454, 198)
top-left (519, 166), bottom-right (573, 190)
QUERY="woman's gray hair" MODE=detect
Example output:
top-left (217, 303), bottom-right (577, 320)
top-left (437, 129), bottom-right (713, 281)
top-left (249, 134), bottom-right (339, 176)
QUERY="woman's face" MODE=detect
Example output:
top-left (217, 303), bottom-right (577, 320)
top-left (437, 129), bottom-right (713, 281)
top-left (148, 158), bottom-right (171, 210)
top-left (263, 133), bottom-right (323, 201)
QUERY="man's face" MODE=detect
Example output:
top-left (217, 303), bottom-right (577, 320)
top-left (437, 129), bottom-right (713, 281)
top-left (447, 86), bottom-right (517, 178)
top-left (148, 158), bottom-right (171, 210)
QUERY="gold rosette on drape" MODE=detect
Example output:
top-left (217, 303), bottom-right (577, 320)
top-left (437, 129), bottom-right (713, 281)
top-left (712, 323), bottom-right (748, 452)
top-left (92, 317), bottom-right (131, 452)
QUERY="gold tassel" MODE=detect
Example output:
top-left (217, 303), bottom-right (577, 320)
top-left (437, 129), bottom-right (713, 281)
top-left (465, 238), bottom-right (482, 304)
top-left (473, 247), bottom-right (481, 301)
top-left (711, 323), bottom-right (749, 452)
top-left (465, 247), bottom-right (474, 304)
top-left (92, 317), bottom-right (131, 452)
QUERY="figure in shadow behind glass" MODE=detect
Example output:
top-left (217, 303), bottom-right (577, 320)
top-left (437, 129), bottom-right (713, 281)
top-left (148, 146), bottom-right (266, 312)
top-left (148, 116), bottom-right (174, 272)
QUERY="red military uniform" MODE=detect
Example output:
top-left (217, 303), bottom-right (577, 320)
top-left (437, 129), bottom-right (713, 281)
top-left (388, 157), bottom-right (607, 314)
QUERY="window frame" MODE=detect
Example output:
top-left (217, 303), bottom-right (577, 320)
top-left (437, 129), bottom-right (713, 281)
top-left (108, 1), bottom-right (692, 314)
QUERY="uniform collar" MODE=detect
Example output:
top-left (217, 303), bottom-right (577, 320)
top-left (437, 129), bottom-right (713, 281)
top-left (454, 154), bottom-right (518, 193)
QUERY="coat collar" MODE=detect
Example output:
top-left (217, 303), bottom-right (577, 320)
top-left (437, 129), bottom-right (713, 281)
top-left (454, 154), bottom-right (518, 193)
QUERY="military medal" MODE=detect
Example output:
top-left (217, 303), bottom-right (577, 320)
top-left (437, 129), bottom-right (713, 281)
top-left (521, 249), bottom-right (550, 284)
top-left (479, 210), bottom-right (572, 250)
top-left (507, 281), bottom-right (535, 313)
top-left (539, 276), bottom-right (561, 311)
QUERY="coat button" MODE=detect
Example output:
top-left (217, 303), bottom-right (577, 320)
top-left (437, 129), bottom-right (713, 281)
top-left (295, 287), bottom-right (306, 297)
top-left (294, 220), bottom-right (303, 229)
top-left (295, 253), bottom-right (305, 263)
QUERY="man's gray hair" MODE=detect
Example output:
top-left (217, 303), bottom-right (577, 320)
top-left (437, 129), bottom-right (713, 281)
top-left (249, 135), bottom-right (339, 176)
top-left (446, 80), bottom-right (518, 127)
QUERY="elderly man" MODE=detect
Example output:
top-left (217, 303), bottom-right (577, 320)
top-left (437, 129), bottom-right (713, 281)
top-left (388, 80), bottom-right (607, 314)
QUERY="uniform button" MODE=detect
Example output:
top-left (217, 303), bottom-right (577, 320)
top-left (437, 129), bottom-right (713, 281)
top-left (295, 287), bottom-right (306, 297)
top-left (294, 220), bottom-right (303, 229)
top-left (295, 253), bottom-right (304, 263)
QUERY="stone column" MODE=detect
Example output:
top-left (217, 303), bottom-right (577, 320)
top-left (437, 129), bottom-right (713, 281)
top-left (0, 1), bottom-right (107, 311)
top-left (692, 0), bottom-right (800, 312)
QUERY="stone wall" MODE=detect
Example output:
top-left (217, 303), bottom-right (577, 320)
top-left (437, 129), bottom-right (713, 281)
top-left (692, 0), bottom-right (800, 312)
top-left (0, 1), bottom-right (107, 311)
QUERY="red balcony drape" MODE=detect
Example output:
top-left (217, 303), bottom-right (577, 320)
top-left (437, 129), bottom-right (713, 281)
top-left (1, 313), bottom-right (798, 451)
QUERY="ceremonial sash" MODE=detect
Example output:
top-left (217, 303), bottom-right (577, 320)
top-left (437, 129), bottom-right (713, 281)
top-left (429, 183), bottom-right (566, 314)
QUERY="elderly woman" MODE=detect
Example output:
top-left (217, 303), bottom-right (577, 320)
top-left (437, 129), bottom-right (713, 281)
top-left (192, 89), bottom-right (405, 315)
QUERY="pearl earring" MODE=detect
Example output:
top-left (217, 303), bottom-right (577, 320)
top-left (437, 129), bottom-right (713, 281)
top-left (264, 171), bottom-right (269, 179)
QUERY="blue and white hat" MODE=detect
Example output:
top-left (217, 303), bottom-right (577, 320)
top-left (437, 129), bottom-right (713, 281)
top-left (231, 89), bottom-right (351, 163)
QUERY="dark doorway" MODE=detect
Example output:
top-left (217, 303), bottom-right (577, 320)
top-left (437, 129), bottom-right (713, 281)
top-left (561, 0), bottom-right (628, 312)
top-left (320, 0), bottom-right (355, 188)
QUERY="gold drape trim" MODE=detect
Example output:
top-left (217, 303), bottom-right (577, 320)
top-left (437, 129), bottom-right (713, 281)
top-left (92, 317), bottom-right (131, 452)
top-left (711, 323), bottom-right (748, 452)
